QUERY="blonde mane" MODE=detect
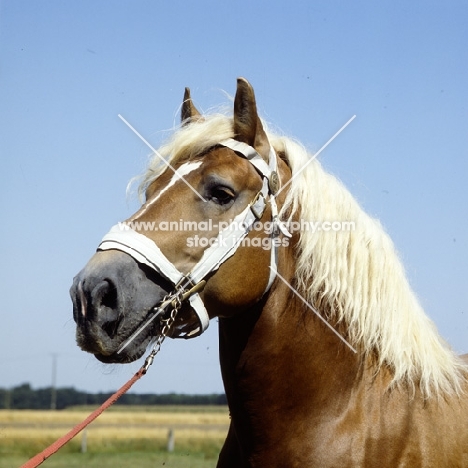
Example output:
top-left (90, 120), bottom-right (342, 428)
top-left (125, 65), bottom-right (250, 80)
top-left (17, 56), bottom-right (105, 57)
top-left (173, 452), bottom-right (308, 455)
top-left (139, 112), bottom-right (467, 398)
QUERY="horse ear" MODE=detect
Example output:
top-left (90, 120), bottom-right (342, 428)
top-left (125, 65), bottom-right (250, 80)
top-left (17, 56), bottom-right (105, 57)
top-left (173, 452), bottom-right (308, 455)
top-left (233, 77), bottom-right (270, 160)
top-left (181, 87), bottom-right (202, 125)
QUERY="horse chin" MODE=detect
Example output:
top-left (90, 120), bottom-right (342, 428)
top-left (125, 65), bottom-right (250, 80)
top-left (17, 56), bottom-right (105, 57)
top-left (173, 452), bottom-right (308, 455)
top-left (85, 305), bottom-right (203, 362)
top-left (76, 323), bottom-right (154, 364)
top-left (93, 344), bottom-right (148, 364)
top-left (74, 300), bottom-right (160, 365)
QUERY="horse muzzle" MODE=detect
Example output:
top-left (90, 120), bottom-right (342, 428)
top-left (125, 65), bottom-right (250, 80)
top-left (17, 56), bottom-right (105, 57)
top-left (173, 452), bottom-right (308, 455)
top-left (70, 249), bottom-right (171, 363)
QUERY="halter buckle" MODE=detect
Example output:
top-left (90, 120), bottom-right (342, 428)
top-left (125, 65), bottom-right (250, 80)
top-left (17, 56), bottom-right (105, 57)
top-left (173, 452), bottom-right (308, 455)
top-left (250, 192), bottom-right (266, 220)
top-left (269, 171), bottom-right (280, 195)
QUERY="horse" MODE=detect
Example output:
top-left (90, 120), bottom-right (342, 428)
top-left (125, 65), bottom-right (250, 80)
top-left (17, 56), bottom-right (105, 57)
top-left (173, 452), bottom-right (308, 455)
top-left (70, 78), bottom-right (468, 467)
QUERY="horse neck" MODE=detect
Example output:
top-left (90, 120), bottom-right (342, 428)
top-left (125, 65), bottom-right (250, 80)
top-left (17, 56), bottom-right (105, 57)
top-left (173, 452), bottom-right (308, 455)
top-left (218, 270), bottom-right (362, 439)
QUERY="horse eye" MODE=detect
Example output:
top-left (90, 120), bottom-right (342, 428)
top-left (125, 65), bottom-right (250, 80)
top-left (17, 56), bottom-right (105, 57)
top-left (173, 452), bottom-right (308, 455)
top-left (209, 186), bottom-right (235, 205)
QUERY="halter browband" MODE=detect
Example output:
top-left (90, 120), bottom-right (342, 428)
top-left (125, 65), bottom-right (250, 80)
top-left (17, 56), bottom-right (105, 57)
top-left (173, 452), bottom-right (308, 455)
top-left (97, 138), bottom-right (291, 340)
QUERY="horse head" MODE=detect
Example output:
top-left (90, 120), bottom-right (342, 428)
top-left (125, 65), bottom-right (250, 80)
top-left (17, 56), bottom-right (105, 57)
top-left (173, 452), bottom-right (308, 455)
top-left (70, 78), bottom-right (293, 364)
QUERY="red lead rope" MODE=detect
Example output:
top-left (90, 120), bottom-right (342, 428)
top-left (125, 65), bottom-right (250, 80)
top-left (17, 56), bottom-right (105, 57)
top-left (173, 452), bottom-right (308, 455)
top-left (21, 287), bottom-right (176, 468)
top-left (20, 366), bottom-right (147, 468)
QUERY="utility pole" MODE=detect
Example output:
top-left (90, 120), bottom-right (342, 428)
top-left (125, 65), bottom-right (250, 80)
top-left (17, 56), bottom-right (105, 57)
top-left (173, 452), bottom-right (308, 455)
top-left (50, 353), bottom-right (57, 410)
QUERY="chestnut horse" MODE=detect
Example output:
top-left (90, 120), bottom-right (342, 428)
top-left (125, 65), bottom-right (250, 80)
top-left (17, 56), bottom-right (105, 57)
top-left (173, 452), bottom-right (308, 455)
top-left (71, 78), bottom-right (468, 467)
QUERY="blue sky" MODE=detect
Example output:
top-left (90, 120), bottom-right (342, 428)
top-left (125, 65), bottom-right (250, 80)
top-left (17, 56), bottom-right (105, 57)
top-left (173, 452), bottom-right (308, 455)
top-left (1, 1), bottom-right (467, 395)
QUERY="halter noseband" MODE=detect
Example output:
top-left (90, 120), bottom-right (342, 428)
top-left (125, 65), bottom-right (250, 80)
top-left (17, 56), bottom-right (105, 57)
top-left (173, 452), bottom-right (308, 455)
top-left (97, 138), bottom-right (291, 341)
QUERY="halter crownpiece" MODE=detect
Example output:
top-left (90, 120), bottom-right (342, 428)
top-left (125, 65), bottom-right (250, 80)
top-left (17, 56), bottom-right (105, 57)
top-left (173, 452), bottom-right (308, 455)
top-left (97, 138), bottom-right (291, 343)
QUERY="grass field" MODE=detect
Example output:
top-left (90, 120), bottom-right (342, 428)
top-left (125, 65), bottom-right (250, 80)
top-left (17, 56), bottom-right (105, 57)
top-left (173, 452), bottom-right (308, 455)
top-left (0, 406), bottom-right (229, 467)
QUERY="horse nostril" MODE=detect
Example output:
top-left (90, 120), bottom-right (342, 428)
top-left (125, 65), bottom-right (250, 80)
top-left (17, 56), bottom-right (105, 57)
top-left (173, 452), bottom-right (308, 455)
top-left (90, 280), bottom-right (120, 338)
top-left (91, 280), bottom-right (118, 318)
top-left (72, 277), bottom-right (122, 339)
top-left (96, 280), bottom-right (118, 310)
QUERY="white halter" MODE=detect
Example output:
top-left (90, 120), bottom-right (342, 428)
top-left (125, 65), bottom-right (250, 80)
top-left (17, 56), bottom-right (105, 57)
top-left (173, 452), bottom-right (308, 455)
top-left (97, 139), bottom-right (291, 339)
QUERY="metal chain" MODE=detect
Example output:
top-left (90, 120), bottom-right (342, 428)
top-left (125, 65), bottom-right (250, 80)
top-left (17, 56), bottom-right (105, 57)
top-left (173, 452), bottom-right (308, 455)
top-left (142, 290), bottom-right (183, 372)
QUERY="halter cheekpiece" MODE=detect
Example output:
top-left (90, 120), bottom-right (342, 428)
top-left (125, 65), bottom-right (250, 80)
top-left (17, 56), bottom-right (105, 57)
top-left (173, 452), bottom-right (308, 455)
top-left (97, 138), bottom-right (291, 347)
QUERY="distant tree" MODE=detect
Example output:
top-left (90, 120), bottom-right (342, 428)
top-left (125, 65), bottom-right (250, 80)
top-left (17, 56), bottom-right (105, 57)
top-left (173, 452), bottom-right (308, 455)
top-left (0, 384), bottom-right (226, 409)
